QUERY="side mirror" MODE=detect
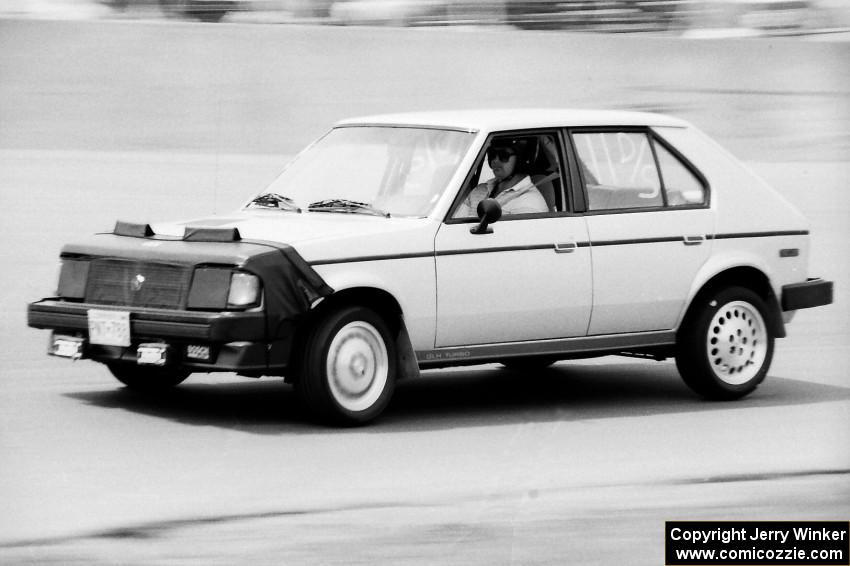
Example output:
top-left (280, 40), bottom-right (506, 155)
top-left (470, 198), bottom-right (502, 235)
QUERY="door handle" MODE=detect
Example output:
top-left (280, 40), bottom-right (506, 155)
top-left (554, 242), bottom-right (577, 254)
top-left (683, 235), bottom-right (705, 246)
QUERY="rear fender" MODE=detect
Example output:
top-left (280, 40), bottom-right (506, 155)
top-left (679, 251), bottom-right (785, 338)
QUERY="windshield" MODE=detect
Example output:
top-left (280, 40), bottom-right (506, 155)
top-left (256, 126), bottom-right (474, 217)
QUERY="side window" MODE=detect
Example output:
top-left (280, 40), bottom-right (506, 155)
top-left (573, 132), bottom-right (663, 211)
top-left (655, 142), bottom-right (706, 206)
top-left (451, 132), bottom-right (565, 219)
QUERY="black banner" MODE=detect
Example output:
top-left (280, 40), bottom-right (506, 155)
top-left (666, 521), bottom-right (849, 566)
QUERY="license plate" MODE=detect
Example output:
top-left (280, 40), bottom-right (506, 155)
top-left (88, 309), bottom-right (131, 347)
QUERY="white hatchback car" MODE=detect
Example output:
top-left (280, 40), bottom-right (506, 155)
top-left (28, 109), bottom-right (833, 425)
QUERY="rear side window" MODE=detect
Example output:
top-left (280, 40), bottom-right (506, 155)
top-left (573, 131), bottom-right (706, 211)
top-left (654, 142), bottom-right (706, 206)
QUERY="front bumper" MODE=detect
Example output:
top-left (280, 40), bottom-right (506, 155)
top-left (781, 278), bottom-right (834, 311)
top-left (29, 299), bottom-right (266, 341)
top-left (27, 299), bottom-right (293, 372)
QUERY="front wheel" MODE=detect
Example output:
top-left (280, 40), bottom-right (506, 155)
top-left (107, 363), bottom-right (190, 391)
top-left (676, 286), bottom-right (774, 400)
top-left (296, 306), bottom-right (396, 425)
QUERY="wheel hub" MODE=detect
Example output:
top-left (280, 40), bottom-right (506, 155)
top-left (326, 321), bottom-right (389, 412)
top-left (349, 352), bottom-right (369, 379)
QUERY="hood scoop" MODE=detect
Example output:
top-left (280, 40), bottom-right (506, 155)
top-left (183, 226), bottom-right (242, 242)
top-left (113, 220), bottom-right (154, 238)
top-left (113, 220), bottom-right (241, 242)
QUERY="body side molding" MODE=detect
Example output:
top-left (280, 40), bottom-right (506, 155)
top-left (416, 330), bottom-right (676, 367)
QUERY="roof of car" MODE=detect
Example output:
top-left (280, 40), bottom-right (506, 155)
top-left (336, 108), bottom-right (690, 132)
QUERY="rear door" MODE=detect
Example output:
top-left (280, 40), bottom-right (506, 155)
top-left (568, 128), bottom-right (715, 335)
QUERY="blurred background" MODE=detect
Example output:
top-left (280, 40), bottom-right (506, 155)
top-left (2, 0), bottom-right (849, 167)
top-left (2, 0), bottom-right (849, 35)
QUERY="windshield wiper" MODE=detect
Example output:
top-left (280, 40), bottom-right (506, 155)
top-left (307, 199), bottom-right (390, 218)
top-left (247, 193), bottom-right (302, 212)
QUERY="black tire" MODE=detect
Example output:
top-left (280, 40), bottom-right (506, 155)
top-left (107, 363), bottom-right (190, 391)
top-left (676, 286), bottom-right (774, 400)
top-left (296, 306), bottom-right (396, 426)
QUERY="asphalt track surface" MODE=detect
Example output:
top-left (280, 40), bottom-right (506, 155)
top-left (0, 20), bottom-right (848, 566)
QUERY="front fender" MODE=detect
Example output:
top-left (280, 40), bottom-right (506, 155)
top-left (312, 257), bottom-right (437, 353)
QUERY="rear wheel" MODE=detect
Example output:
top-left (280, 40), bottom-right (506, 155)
top-left (676, 286), bottom-right (774, 400)
top-left (108, 363), bottom-right (190, 391)
top-left (296, 306), bottom-right (396, 425)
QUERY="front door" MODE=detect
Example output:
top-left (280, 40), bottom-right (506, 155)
top-left (434, 215), bottom-right (592, 347)
top-left (434, 130), bottom-right (594, 348)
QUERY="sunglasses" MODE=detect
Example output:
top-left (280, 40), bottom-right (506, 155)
top-left (487, 149), bottom-right (516, 162)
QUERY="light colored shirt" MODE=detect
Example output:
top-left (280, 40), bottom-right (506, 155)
top-left (455, 175), bottom-right (549, 218)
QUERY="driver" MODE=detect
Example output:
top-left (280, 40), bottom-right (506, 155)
top-left (455, 139), bottom-right (548, 218)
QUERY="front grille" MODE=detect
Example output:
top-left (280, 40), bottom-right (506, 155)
top-left (86, 259), bottom-right (191, 309)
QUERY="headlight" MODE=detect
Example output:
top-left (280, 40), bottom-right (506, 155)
top-left (227, 272), bottom-right (261, 308)
top-left (57, 258), bottom-right (90, 299)
top-left (188, 268), bottom-right (261, 310)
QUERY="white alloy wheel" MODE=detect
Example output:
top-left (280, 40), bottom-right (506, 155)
top-left (325, 320), bottom-right (390, 413)
top-left (705, 300), bottom-right (769, 385)
top-left (676, 286), bottom-right (775, 400)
